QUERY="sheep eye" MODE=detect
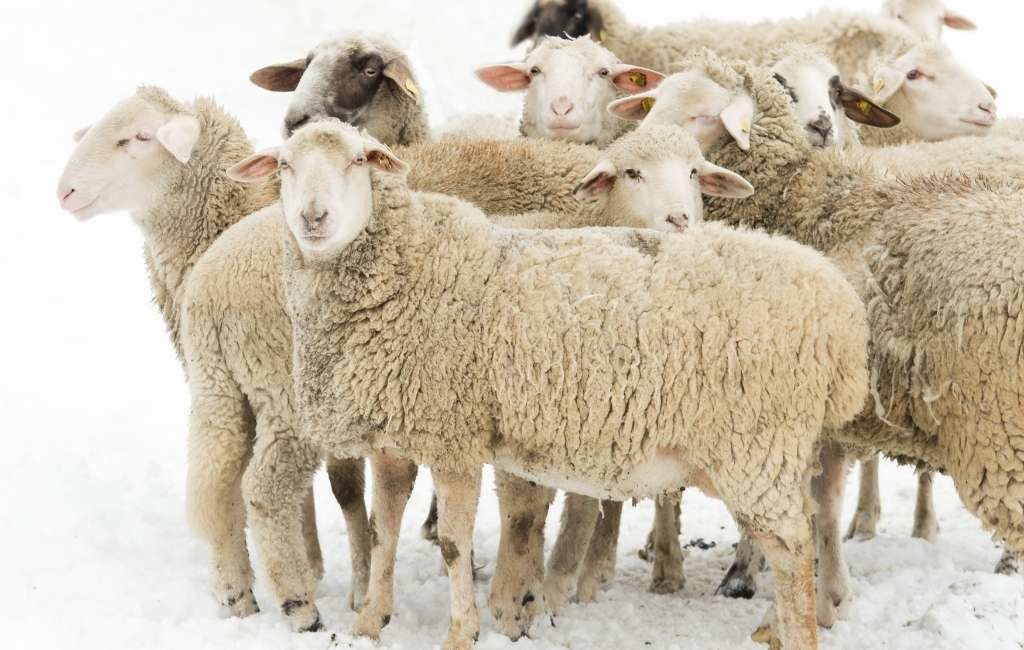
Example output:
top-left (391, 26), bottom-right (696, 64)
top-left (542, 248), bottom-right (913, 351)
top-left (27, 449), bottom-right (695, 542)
top-left (354, 155), bottom-right (367, 165)
top-left (624, 169), bottom-right (642, 180)
top-left (135, 134), bottom-right (151, 142)
top-left (365, 67), bottom-right (378, 76)
top-left (279, 160), bottom-right (290, 170)
top-left (598, 68), bottom-right (610, 77)
top-left (906, 69), bottom-right (923, 80)
top-left (529, 66), bottom-right (542, 77)
top-left (690, 168), bottom-right (698, 179)
top-left (116, 138), bottom-right (130, 147)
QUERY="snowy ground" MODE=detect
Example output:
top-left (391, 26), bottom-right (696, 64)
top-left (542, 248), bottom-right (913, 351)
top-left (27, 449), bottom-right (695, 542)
top-left (2, 0), bottom-right (1023, 648)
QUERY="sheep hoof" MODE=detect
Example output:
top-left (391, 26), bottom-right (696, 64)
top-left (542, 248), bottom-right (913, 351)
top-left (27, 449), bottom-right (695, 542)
top-left (352, 607), bottom-right (389, 639)
top-left (816, 590), bottom-right (849, 628)
top-left (649, 575), bottom-right (685, 595)
top-left (911, 518), bottom-right (939, 543)
top-left (281, 598), bottom-right (322, 633)
top-left (843, 510), bottom-right (879, 541)
top-left (750, 623), bottom-right (775, 645)
top-left (222, 588), bottom-right (259, 617)
top-left (638, 537), bottom-right (655, 563)
top-left (542, 573), bottom-right (575, 616)
top-left (422, 519), bottom-right (439, 543)
top-left (995, 549), bottom-right (1022, 575)
top-left (442, 615), bottom-right (480, 650)
top-left (715, 565), bottom-right (757, 599)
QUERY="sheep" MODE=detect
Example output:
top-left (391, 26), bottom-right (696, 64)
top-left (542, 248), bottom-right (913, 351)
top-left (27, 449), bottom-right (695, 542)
top-left (635, 48), bottom-right (1024, 619)
top-left (474, 35), bottom-right (663, 147)
top-left (881, 0), bottom-right (977, 41)
top-left (229, 118), bottom-right (870, 650)
top-left (54, 86), bottom-right (372, 630)
top-left (250, 32), bottom-right (429, 143)
top-left (511, 0), bottom-right (924, 82)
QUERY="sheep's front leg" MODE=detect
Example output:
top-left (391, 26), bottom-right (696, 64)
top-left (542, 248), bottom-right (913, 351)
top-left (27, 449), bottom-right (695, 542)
top-left (421, 493), bottom-right (440, 542)
top-left (544, 493), bottom-right (601, 614)
top-left (813, 442), bottom-right (851, 628)
top-left (489, 471), bottom-right (554, 639)
top-left (845, 456), bottom-right (881, 540)
top-left (327, 456), bottom-right (371, 610)
top-left (353, 453), bottom-right (417, 639)
top-left (750, 526), bottom-right (818, 650)
top-left (649, 492), bottom-right (685, 594)
top-left (716, 533), bottom-right (765, 599)
top-left (300, 489), bottom-right (324, 582)
top-left (577, 500), bottom-right (624, 602)
top-left (911, 470), bottom-right (939, 542)
top-left (434, 468), bottom-right (483, 650)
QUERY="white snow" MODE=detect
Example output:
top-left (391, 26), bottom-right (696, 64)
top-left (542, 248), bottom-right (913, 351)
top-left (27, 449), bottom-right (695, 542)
top-left (2, 1), bottom-right (1022, 648)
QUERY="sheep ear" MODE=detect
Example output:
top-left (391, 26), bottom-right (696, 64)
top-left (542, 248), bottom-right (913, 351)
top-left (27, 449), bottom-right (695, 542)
top-left (985, 83), bottom-right (998, 100)
top-left (510, 4), bottom-right (538, 47)
top-left (573, 159), bottom-right (617, 201)
top-left (72, 125), bottom-right (90, 143)
top-left (250, 58), bottom-right (308, 92)
top-left (870, 66), bottom-right (904, 104)
top-left (384, 58), bottom-right (420, 103)
top-left (609, 65), bottom-right (665, 94)
top-left (226, 148), bottom-right (280, 183)
top-left (157, 115), bottom-right (201, 164)
top-left (365, 145), bottom-right (409, 174)
top-left (697, 161), bottom-right (754, 199)
top-left (836, 84), bottom-right (901, 128)
top-left (607, 90), bottom-right (657, 121)
top-left (476, 64), bottom-right (532, 92)
top-left (720, 94), bottom-right (754, 152)
top-left (943, 10), bottom-right (977, 31)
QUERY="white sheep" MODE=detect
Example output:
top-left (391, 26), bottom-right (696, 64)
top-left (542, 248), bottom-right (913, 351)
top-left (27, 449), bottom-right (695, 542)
top-left (250, 32), bottom-right (429, 143)
top-left (881, 0), bottom-right (977, 41)
top-left (633, 48), bottom-right (1024, 625)
top-left (228, 118), bottom-right (869, 650)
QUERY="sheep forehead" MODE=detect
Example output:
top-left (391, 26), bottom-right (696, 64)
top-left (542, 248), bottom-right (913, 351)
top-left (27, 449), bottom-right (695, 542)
top-left (677, 49), bottom-right (749, 94)
top-left (90, 95), bottom-right (164, 135)
top-left (529, 35), bottom-right (618, 67)
top-left (885, 0), bottom-right (943, 13)
top-left (607, 125), bottom-right (703, 168)
top-left (771, 45), bottom-right (838, 81)
top-left (313, 32), bottom-right (404, 65)
top-left (657, 72), bottom-right (734, 110)
top-left (135, 85), bottom-right (186, 115)
top-left (287, 120), bottom-right (365, 162)
top-left (897, 41), bottom-right (954, 70)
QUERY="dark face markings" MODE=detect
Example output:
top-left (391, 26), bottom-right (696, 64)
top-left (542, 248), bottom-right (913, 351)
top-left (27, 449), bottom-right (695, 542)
top-left (512, 0), bottom-right (601, 46)
top-left (772, 72), bottom-right (799, 104)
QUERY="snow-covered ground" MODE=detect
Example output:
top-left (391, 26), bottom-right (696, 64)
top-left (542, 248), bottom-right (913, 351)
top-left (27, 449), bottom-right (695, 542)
top-left (2, 1), bottom-right (1022, 648)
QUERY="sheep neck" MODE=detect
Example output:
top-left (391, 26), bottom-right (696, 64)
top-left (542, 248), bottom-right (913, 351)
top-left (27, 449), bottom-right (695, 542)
top-left (136, 102), bottom-right (277, 359)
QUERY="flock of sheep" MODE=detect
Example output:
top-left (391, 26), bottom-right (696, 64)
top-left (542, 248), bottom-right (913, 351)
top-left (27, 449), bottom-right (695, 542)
top-left (55, 0), bottom-right (1023, 648)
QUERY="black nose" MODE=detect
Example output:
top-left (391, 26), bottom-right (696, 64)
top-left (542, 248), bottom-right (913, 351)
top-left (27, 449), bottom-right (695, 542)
top-left (665, 213), bottom-right (689, 231)
top-left (285, 113), bottom-right (311, 135)
top-left (809, 114), bottom-right (833, 139)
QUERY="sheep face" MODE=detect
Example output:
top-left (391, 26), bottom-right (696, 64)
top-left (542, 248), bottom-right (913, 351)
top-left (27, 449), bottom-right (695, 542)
top-left (882, 0), bottom-right (976, 41)
top-left (770, 51), bottom-right (901, 149)
top-left (871, 43), bottom-right (997, 140)
top-left (477, 37), bottom-right (663, 145)
top-left (227, 122), bottom-right (407, 260)
top-left (251, 35), bottom-right (420, 137)
top-left (511, 0), bottom-right (603, 47)
top-left (608, 73), bottom-right (756, 153)
top-left (57, 91), bottom-right (200, 221)
top-left (574, 125), bottom-right (754, 234)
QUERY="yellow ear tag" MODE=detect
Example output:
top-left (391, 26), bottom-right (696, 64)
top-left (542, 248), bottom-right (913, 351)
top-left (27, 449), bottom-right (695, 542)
top-left (629, 72), bottom-right (648, 87)
top-left (404, 79), bottom-right (419, 99)
top-left (641, 97), bottom-right (654, 113)
top-left (599, 30), bottom-right (607, 43)
top-left (873, 77), bottom-right (886, 97)
top-left (740, 119), bottom-right (751, 134)
top-left (378, 156), bottom-right (392, 170)
top-left (857, 100), bottom-right (872, 114)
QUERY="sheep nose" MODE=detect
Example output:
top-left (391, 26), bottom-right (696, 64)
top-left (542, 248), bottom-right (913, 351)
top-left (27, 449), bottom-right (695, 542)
top-left (284, 112), bottom-right (312, 135)
top-left (302, 207), bottom-right (328, 229)
top-left (665, 213), bottom-right (689, 231)
top-left (58, 187), bottom-right (76, 207)
top-left (809, 115), bottom-right (833, 139)
top-left (978, 101), bottom-right (997, 116)
top-left (551, 96), bottom-right (575, 117)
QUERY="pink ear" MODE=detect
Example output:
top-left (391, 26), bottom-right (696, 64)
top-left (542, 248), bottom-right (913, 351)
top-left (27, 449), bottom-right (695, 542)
top-left (610, 65), bottom-right (666, 94)
top-left (476, 64), bottom-right (531, 92)
top-left (607, 92), bottom-right (656, 121)
top-left (943, 11), bottom-right (977, 31)
top-left (573, 160), bottom-right (618, 200)
top-left (226, 149), bottom-right (280, 183)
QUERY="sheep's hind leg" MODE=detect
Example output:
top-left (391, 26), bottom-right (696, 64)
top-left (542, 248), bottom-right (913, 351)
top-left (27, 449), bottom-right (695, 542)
top-left (244, 430), bottom-right (323, 632)
top-left (577, 499), bottom-right (624, 602)
top-left (489, 472), bottom-right (554, 640)
top-left (422, 492), bottom-right (439, 542)
top-left (544, 493), bottom-right (601, 614)
top-left (649, 492), bottom-right (685, 594)
top-left (434, 468), bottom-right (483, 650)
top-left (813, 442), bottom-right (851, 628)
top-left (300, 488), bottom-right (324, 582)
top-left (187, 386), bottom-right (258, 617)
top-left (353, 453), bottom-right (417, 639)
top-left (844, 456), bottom-right (881, 540)
top-left (911, 470), bottom-right (939, 542)
top-left (327, 456), bottom-right (371, 611)
top-left (750, 526), bottom-right (818, 650)
top-left (716, 533), bottom-right (765, 599)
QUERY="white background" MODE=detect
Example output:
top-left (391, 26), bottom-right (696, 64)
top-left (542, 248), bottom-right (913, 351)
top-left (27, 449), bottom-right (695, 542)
top-left (1, 1), bottom-right (1022, 648)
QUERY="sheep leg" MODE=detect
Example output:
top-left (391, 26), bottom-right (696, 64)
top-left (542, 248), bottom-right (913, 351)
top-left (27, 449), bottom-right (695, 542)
top-left (911, 470), bottom-right (939, 542)
top-left (300, 489), bottom-right (324, 581)
top-left (844, 456), bottom-right (881, 540)
top-left (353, 453), bottom-right (417, 639)
top-left (544, 493), bottom-right (601, 615)
top-left (995, 548), bottom-right (1023, 575)
top-left (750, 528), bottom-right (819, 650)
top-left (489, 471), bottom-right (554, 640)
top-left (327, 455), bottom-right (371, 611)
top-left (243, 431), bottom-right (323, 632)
top-left (649, 492), bottom-right (685, 594)
top-left (186, 384), bottom-right (258, 617)
top-left (577, 499), bottom-right (624, 602)
top-left (421, 493), bottom-right (440, 542)
top-left (639, 525), bottom-right (656, 562)
top-left (434, 468), bottom-right (482, 650)
top-left (812, 442), bottom-right (851, 628)
top-left (716, 533), bottom-right (766, 599)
